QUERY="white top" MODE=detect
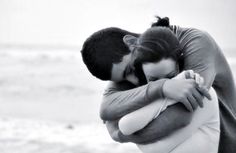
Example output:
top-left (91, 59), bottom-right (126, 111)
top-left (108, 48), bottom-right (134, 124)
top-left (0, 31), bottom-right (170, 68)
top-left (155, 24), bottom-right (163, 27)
top-left (119, 88), bottom-right (220, 153)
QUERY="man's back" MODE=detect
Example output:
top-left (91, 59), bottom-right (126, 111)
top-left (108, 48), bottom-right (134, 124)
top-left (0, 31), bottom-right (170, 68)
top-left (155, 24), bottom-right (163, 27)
top-left (172, 25), bottom-right (236, 152)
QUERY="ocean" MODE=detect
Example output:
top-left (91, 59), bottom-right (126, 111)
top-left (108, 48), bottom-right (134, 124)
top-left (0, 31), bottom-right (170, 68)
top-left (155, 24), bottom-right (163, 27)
top-left (0, 47), bottom-right (235, 153)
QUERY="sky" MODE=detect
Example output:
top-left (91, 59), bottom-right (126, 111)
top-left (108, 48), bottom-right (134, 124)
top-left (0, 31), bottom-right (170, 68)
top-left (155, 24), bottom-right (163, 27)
top-left (0, 0), bottom-right (235, 49)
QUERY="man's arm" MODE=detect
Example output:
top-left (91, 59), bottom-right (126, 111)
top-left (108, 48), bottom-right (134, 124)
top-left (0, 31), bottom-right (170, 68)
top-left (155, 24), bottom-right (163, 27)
top-left (100, 79), bottom-right (167, 121)
top-left (100, 77), bottom-right (209, 121)
top-left (106, 103), bottom-right (193, 144)
top-left (181, 30), bottom-right (218, 89)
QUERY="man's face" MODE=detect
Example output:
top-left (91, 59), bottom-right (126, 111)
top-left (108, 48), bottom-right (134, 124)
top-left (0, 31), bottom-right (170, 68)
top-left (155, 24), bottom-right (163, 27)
top-left (142, 58), bottom-right (179, 82)
top-left (111, 53), bottom-right (139, 85)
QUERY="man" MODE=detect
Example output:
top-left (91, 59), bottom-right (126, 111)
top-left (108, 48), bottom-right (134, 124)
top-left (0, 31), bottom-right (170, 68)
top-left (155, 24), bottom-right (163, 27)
top-left (81, 17), bottom-right (236, 152)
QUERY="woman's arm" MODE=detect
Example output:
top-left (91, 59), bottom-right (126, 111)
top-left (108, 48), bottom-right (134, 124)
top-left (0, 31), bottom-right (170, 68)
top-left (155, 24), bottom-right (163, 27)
top-left (105, 103), bottom-right (193, 144)
top-left (119, 98), bottom-right (175, 135)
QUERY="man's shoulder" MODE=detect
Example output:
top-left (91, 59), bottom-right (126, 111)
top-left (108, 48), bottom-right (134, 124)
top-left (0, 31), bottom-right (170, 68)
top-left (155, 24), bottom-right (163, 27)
top-left (172, 25), bottom-right (213, 42)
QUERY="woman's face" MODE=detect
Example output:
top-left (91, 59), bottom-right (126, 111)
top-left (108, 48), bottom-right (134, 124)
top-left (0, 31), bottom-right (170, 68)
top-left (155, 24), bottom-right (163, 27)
top-left (142, 58), bottom-right (179, 82)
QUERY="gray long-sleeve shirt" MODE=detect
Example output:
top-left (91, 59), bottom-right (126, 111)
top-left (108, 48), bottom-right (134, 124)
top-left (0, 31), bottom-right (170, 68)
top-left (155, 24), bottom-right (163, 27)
top-left (172, 26), bottom-right (236, 153)
top-left (101, 26), bottom-right (236, 153)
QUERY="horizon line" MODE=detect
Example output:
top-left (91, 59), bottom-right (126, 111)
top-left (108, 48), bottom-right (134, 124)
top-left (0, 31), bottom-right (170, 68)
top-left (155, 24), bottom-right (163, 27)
top-left (0, 43), bottom-right (81, 51)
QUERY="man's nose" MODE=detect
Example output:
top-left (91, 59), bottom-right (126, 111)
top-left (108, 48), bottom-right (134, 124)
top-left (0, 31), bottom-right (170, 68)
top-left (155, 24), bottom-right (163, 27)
top-left (126, 74), bottom-right (139, 85)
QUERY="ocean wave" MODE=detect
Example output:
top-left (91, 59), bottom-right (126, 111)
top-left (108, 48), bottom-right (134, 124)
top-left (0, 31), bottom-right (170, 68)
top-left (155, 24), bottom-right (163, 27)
top-left (0, 117), bottom-right (139, 153)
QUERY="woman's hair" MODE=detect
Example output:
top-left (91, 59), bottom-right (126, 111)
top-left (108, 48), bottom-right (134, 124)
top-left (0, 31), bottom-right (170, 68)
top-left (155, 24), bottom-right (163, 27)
top-left (133, 26), bottom-right (181, 66)
top-left (131, 18), bottom-right (181, 84)
top-left (151, 16), bottom-right (170, 28)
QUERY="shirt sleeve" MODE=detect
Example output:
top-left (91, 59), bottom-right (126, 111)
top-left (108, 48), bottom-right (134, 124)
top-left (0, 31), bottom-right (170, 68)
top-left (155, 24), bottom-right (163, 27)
top-left (180, 29), bottom-right (218, 89)
top-left (100, 79), bottom-right (168, 121)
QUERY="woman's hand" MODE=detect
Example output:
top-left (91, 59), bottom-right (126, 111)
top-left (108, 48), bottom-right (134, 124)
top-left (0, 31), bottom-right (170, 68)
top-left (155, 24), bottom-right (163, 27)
top-left (163, 70), bottom-right (211, 112)
top-left (174, 70), bottom-right (204, 87)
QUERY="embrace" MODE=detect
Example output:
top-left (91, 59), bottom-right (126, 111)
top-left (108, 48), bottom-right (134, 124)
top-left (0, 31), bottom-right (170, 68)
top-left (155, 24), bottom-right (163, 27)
top-left (81, 17), bottom-right (236, 153)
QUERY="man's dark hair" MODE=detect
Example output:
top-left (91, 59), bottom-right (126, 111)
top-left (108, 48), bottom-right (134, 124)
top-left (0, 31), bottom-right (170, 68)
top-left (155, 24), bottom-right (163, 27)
top-left (81, 27), bottom-right (139, 80)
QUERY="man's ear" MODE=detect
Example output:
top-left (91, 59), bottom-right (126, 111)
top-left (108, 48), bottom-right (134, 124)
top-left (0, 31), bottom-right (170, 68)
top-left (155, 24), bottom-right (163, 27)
top-left (123, 35), bottom-right (138, 50)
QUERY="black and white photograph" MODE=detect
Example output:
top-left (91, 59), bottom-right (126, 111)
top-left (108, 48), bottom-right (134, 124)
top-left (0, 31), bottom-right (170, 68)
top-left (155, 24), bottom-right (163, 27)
top-left (0, 0), bottom-right (235, 153)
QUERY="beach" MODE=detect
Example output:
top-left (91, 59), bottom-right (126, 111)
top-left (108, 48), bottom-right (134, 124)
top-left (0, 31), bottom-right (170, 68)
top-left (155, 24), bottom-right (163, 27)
top-left (0, 48), bottom-right (235, 153)
top-left (0, 48), bottom-right (139, 153)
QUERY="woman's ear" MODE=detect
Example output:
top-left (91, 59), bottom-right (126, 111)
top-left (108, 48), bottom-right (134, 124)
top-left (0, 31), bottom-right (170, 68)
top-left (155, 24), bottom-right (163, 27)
top-left (123, 35), bottom-right (138, 51)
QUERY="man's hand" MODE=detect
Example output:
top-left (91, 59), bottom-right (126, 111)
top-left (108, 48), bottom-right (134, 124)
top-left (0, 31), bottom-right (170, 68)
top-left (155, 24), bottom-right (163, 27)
top-left (163, 71), bottom-right (211, 112)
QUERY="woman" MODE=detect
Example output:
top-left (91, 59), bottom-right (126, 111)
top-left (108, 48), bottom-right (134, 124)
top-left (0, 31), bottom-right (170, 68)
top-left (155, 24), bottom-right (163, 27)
top-left (118, 26), bottom-right (220, 153)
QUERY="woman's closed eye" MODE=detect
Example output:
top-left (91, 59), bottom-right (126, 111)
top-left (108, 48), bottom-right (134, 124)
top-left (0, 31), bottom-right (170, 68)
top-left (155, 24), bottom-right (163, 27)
top-left (148, 76), bottom-right (159, 81)
top-left (147, 71), bottom-right (177, 81)
top-left (166, 70), bottom-right (178, 79)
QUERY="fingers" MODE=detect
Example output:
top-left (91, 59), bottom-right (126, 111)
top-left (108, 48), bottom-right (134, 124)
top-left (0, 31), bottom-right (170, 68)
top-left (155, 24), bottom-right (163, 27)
top-left (185, 70), bottom-right (194, 79)
top-left (197, 86), bottom-right (212, 100)
top-left (189, 70), bottom-right (195, 79)
top-left (185, 71), bottom-right (190, 79)
top-left (192, 88), bottom-right (204, 108)
top-left (194, 73), bottom-right (201, 84)
top-left (194, 73), bottom-right (205, 87)
top-left (185, 70), bottom-right (205, 88)
top-left (186, 71), bottom-right (208, 100)
top-left (187, 94), bottom-right (198, 110)
top-left (182, 98), bottom-right (194, 112)
top-left (199, 77), bottom-right (204, 87)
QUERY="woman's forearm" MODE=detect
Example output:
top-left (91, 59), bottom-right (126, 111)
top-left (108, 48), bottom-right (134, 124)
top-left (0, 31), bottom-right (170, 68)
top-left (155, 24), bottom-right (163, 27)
top-left (105, 103), bottom-right (194, 144)
top-left (118, 98), bottom-right (175, 135)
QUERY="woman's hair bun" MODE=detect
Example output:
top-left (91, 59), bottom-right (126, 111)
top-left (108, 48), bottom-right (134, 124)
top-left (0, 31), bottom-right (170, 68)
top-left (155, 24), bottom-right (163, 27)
top-left (151, 16), bottom-right (170, 27)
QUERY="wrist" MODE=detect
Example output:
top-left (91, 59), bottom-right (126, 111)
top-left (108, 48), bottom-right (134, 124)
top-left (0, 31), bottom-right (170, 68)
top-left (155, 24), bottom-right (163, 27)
top-left (146, 79), bottom-right (169, 101)
top-left (162, 79), bottom-right (170, 98)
